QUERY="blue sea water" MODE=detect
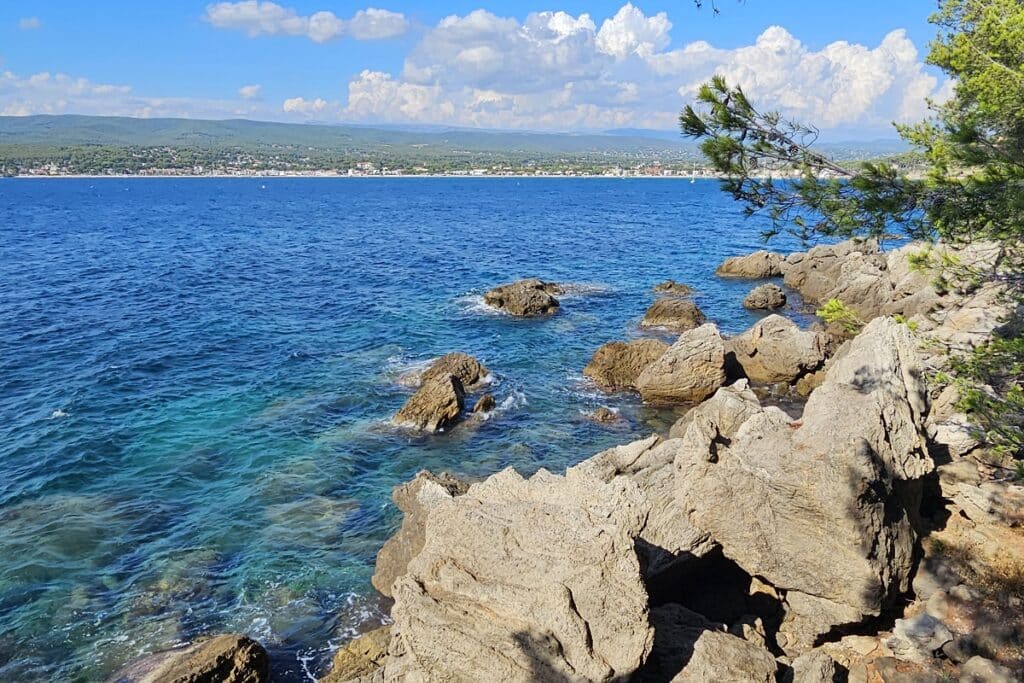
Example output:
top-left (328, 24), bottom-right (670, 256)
top-left (0, 178), bottom-right (816, 681)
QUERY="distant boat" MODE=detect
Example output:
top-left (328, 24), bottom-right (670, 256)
top-left (690, 163), bottom-right (697, 183)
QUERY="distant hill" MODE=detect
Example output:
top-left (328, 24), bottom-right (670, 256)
top-left (0, 115), bottom-right (698, 158)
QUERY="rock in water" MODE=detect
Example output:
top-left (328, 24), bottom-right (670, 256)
top-left (392, 374), bottom-right (465, 432)
top-left (640, 298), bottom-right (707, 331)
top-left (675, 318), bottom-right (930, 653)
top-left (726, 315), bottom-right (827, 385)
top-left (386, 468), bottom-right (654, 682)
top-left (483, 279), bottom-right (561, 316)
top-left (715, 250), bottom-right (784, 278)
top-left (472, 393), bottom-right (496, 413)
top-left (635, 324), bottom-right (727, 404)
top-left (584, 338), bottom-right (669, 391)
top-left (419, 352), bottom-right (488, 389)
top-left (106, 634), bottom-right (269, 683)
top-left (318, 626), bottom-right (390, 683)
top-left (653, 279), bottom-right (693, 295)
top-left (743, 283), bottom-right (787, 310)
top-left (587, 406), bottom-right (621, 424)
top-left (372, 471), bottom-right (469, 597)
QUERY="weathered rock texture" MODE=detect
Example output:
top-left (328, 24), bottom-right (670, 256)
top-left (716, 250), bottom-right (785, 279)
top-left (318, 626), bottom-right (390, 683)
top-left (743, 283), bottom-right (787, 310)
top-left (108, 634), bottom-right (269, 683)
top-left (727, 315), bottom-right (827, 385)
top-left (484, 279), bottom-right (562, 316)
top-left (668, 379), bottom-right (762, 440)
top-left (371, 471), bottom-right (469, 597)
top-left (385, 468), bottom-right (654, 682)
top-left (675, 318), bottom-right (930, 653)
top-left (392, 374), bottom-right (465, 433)
top-left (636, 324), bottom-right (727, 404)
top-left (640, 298), bottom-right (707, 331)
top-left (419, 353), bottom-right (488, 389)
top-left (583, 338), bottom-right (669, 391)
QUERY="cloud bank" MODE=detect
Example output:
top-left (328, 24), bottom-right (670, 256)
top-left (203, 2), bottom-right (408, 42)
top-left (286, 3), bottom-right (944, 133)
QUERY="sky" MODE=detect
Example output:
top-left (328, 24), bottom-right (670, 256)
top-left (0, 1), bottom-right (951, 138)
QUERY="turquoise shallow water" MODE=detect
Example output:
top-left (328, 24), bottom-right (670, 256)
top-left (0, 178), bottom-right (816, 681)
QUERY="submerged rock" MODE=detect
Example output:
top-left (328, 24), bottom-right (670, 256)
top-left (392, 374), bottom-right (465, 433)
top-left (472, 393), bottom-right (496, 414)
top-left (386, 468), bottom-right (653, 682)
top-left (653, 279), bottom-right (693, 295)
top-left (727, 315), bottom-right (827, 385)
top-left (636, 324), bottom-right (727, 404)
top-left (587, 406), bottom-right (622, 424)
top-left (640, 298), bottom-right (707, 331)
top-left (371, 471), bottom-right (469, 597)
top-left (483, 278), bottom-right (561, 316)
top-left (743, 283), bottom-right (787, 310)
top-left (107, 634), bottom-right (269, 683)
top-left (583, 338), bottom-right (669, 391)
top-left (716, 250), bottom-right (785, 279)
top-left (318, 626), bottom-right (390, 683)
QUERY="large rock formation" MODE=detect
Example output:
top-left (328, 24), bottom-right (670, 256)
top-left (107, 634), bottom-right (269, 683)
top-left (583, 338), bottom-right (669, 391)
top-left (668, 379), bottom-right (762, 440)
top-left (716, 250), bottom-right (785, 279)
top-left (726, 315), bottom-right (828, 385)
top-left (570, 435), bottom-right (716, 580)
top-left (743, 283), bottom-right (787, 310)
top-left (636, 324), bottom-right (727, 404)
top-left (371, 471), bottom-right (469, 597)
top-left (392, 374), bottom-right (465, 433)
top-left (640, 298), bottom-right (707, 331)
top-left (674, 318), bottom-right (930, 653)
top-left (484, 279), bottom-right (562, 316)
top-left (385, 468), bottom-right (654, 682)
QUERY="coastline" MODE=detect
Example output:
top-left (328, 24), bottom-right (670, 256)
top-left (3, 173), bottom-right (719, 180)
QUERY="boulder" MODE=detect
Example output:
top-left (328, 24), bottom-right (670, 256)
top-left (959, 656), bottom-right (1016, 683)
top-left (743, 283), bottom-right (787, 310)
top-left (484, 279), bottom-right (561, 316)
top-left (641, 298), bottom-right (707, 331)
top-left (386, 467), bottom-right (654, 682)
top-left (371, 471), bottom-right (469, 597)
top-left (318, 626), bottom-right (390, 683)
top-left (637, 604), bottom-right (776, 682)
top-left (675, 320), bottom-right (929, 653)
top-left (653, 279), bottom-right (694, 295)
top-left (472, 393), bottom-right (496, 413)
top-left (791, 650), bottom-right (839, 683)
top-left (419, 352), bottom-right (488, 389)
top-left (782, 240), bottom-right (880, 304)
top-left (392, 374), bottom-right (465, 433)
top-left (636, 324), bottom-right (727, 404)
top-left (587, 406), bottom-right (622, 424)
top-left (716, 250), bottom-right (785, 279)
top-left (668, 379), bottom-right (762, 440)
top-left (570, 435), bottom-right (716, 580)
top-left (584, 338), bottom-right (669, 391)
top-left (726, 315), bottom-right (827, 385)
top-left (107, 634), bottom-right (269, 683)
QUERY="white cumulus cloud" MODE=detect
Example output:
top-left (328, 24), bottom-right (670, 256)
top-left (320, 4), bottom-right (948, 134)
top-left (238, 84), bottom-right (262, 100)
top-left (203, 1), bottom-right (407, 43)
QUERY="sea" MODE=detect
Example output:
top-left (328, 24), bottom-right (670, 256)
top-left (0, 177), bottom-right (818, 681)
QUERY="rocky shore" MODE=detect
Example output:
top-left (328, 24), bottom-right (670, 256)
top-left (111, 240), bottom-right (1023, 682)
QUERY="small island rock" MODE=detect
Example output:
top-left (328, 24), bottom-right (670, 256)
top-left (483, 278), bottom-right (562, 316)
top-left (640, 298), bottom-right (707, 331)
top-left (584, 338), bottom-right (669, 391)
top-left (419, 352), bottom-right (488, 389)
top-left (715, 250), bottom-right (785, 279)
top-left (472, 393), bottom-right (496, 413)
top-left (393, 374), bottom-right (465, 432)
top-left (106, 634), bottom-right (269, 683)
top-left (653, 279), bottom-right (693, 295)
top-left (743, 283), bottom-right (787, 310)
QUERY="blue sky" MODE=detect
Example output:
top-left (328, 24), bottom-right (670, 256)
top-left (0, 2), bottom-right (949, 137)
